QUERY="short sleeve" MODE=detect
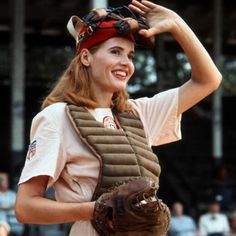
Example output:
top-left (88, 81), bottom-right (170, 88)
top-left (18, 111), bottom-right (66, 187)
top-left (129, 88), bottom-right (182, 146)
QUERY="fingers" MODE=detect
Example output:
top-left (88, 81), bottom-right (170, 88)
top-left (140, 0), bottom-right (158, 9)
top-left (139, 28), bottom-right (160, 37)
top-left (130, 0), bottom-right (151, 14)
top-left (129, 0), bottom-right (159, 17)
top-left (129, 2), bottom-right (146, 16)
top-left (129, 0), bottom-right (163, 14)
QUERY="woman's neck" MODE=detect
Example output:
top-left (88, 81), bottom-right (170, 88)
top-left (94, 93), bottom-right (113, 108)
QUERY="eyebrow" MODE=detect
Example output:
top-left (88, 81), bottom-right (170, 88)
top-left (109, 46), bottom-right (135, 55)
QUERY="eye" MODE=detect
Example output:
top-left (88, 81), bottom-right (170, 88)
top-left (128, 53), bottom-right (135, 61)
top-left (111, 49), bottom-right (121, 56)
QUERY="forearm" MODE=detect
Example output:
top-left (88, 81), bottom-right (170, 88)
top-left (171, 16), bottom-right (222, 85)
top-left (130, 0), bottom-right (222, 88)
top-left (15, 195), bottom-right (95, 224)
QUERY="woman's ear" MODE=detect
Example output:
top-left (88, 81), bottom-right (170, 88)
top-left (80, 48), bottom-right (92, 67)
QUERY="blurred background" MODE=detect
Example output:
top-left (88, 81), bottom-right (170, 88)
top-left (0, 0), bottom-right (236, 235)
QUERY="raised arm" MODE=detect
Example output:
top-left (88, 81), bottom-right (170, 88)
top-left (129, 0), bottom-right (222, 115)
top-left (15, 176), bottom-right (95, 224)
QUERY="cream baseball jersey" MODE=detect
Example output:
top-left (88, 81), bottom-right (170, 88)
top-left (19, 88), bottom-right (182, 236)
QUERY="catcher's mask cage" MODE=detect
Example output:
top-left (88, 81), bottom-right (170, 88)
top-left (67, 6), bottom-right (155, 53)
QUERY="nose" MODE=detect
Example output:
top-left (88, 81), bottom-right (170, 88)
top-left (120, 54), bottom-right (131, 65)
top-left (119, 55), bottom-right (134, 76)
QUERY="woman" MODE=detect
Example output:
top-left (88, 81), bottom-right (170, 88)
top-left (15, 0), bottom-right (222, 235)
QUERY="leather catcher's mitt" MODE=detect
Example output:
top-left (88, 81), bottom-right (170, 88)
top-left (93, 177), bottom-right (170, 236)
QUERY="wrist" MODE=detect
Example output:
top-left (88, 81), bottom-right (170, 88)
top-left (73, 201), bottom-right (96, 221)
top-left (89, 201), bottom-right (96, 220)
top-left (171, 16), bottom-right (186, 35)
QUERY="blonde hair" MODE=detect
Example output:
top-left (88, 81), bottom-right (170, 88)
top-left (41, 50), bottom-right (131, 112)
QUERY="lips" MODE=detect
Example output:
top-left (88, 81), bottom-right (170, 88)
top-left (112, 70), bottom-right (128, 80)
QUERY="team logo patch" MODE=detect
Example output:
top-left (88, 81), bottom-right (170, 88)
top-left (27, 140), bottom-right (37, 160)
top-left (103, 116), bottom-right (117, 129)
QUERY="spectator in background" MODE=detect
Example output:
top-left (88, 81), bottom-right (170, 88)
top-left (198, 199), bottom-right (230, 236)
top-left (0, 172), bottom-right (23, 236)
top-left (229, 211), bottom-right (236, 236)
top-left (169, 201), bottom-right (197, 236)
top-left (212, 166), bottom-right (236, 212)
top-left (0, 222), bottom-right (10, 236)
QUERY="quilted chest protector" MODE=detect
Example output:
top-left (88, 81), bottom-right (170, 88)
top-left (67, 105), bottom-right (161, 200)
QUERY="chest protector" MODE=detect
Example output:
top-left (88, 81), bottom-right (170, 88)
top-left (66, 104), bottom-right (161, 200)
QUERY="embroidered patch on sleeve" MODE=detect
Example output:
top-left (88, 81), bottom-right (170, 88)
top-left (27, 140), bottom-right (37, 160)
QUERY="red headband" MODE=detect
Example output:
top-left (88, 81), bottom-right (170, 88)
top-left (77, 19), bottom-right (135, 54)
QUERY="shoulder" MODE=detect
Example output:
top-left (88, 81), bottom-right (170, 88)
top-left (8, 190), bottom-right (16, 197)
top-left (199, 213), bottom-right (209, 221)
top-left (1, 190), bottom-right (16, 198)
top-left (127, 87), bottom-right (180, 126)
top-left (129, 88), bottom-right (179, 109)
top-left (184, 215), bottom-right (195, 222)
top-left (31, 102), bottom-right (69, 132)
top-left (40, 102), bottom-right (67, 116)
top-left (218, 213), bottom-right (229, 219)
top-left (33, 102), bottom-right (67, 122)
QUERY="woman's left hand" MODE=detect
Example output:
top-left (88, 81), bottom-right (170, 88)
top-left (129, 0), bottom-right (181, 38)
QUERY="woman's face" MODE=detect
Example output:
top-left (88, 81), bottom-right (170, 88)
top-left (86, 37), bottom-right (135, 96)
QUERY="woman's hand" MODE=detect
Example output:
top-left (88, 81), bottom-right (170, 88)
top-left (129, 0), bottom-right (180, 38)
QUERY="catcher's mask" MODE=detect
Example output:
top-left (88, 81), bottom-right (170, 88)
top-left (67, 6), bottom-right (155, 54)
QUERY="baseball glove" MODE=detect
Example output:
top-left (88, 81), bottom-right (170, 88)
top-left (92, 177), bottom-right (170, 236)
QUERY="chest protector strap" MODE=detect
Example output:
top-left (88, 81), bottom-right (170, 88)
top-left (66, 105), bottom-right (161, 200)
